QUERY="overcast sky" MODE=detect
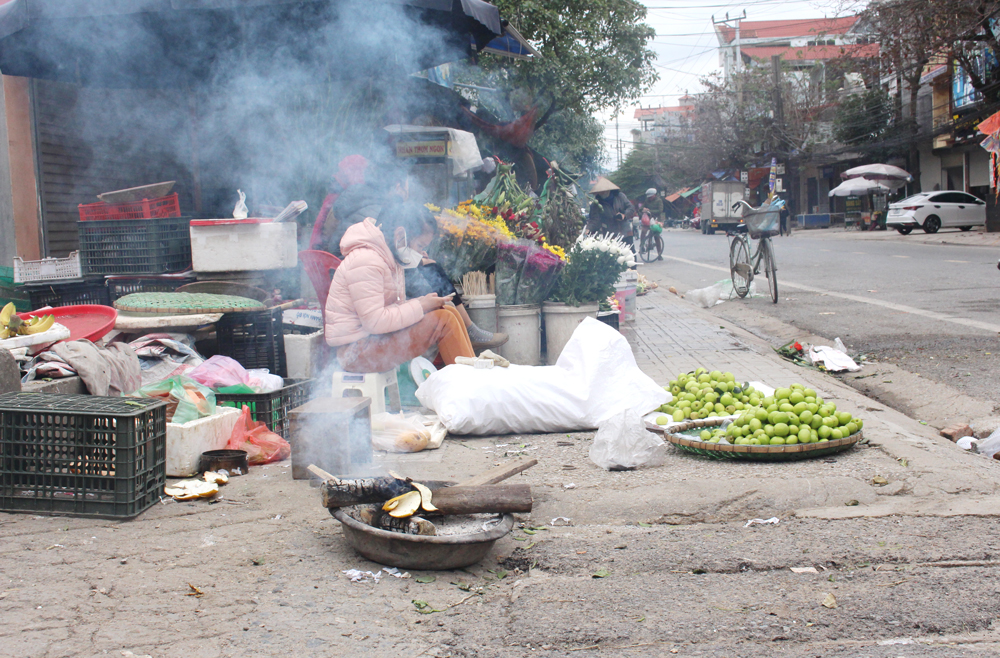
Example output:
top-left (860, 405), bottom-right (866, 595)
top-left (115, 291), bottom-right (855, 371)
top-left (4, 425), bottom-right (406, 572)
top-left (601, 0), bottom-right (858, 170)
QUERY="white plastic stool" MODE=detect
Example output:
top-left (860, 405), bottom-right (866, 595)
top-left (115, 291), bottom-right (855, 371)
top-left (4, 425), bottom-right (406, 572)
top-left (331, 370), bottom-right (401, 415)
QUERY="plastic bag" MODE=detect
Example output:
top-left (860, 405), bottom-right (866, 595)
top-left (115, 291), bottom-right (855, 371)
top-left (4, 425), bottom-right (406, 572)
top-left (188, 355), bottom-right (250, 390)
top-left (233, 189), bottom-right (248, 219)
top-left (247, 368), bottom-right (284, 393)
top-left (977, 428), bottom-right (1000, 459)
top-left (371, 412), bottom-right (432, 453)
top-left (417, 317), bottom-right (668, 435)
top-left (225, 405), bottom-right (291, 465)
top-left (687, 279), bottom-right (736, 308)
top-left (590, 408), bottom-right (666, 471)
top-left (136, 375), bottom-right (215, 424)
top-left (496, 240), bottom-right (531, 305)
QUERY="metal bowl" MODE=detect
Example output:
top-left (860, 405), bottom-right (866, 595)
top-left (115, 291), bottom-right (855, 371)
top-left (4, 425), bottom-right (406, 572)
top-left (331, 504), bottom-right (515, 570)
top-left (199, 449), bottom-right (249, 475)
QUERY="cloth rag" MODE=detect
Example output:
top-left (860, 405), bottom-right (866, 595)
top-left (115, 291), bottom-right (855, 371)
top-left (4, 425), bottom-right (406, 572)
top-left (50, 340), bottom-right (142, 396)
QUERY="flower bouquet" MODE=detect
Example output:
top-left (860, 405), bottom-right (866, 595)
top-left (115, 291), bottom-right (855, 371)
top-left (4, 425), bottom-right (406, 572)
top-left (516, 243), bottom-right (566, 305)
top-left (496, 240), bottom-right (566, 305)
top-left (429, 204), bottom-right (514, 283)
top-left (550, 233), bottom-right (635, 306)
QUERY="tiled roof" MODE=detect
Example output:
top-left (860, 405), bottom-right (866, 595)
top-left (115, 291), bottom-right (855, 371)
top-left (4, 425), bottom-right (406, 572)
top-left (742, 43), bottom-right (878, 61)
top-left (634, 105), bottom-right (695, 119)
top-left (718, 16), bottom-right (858, 43)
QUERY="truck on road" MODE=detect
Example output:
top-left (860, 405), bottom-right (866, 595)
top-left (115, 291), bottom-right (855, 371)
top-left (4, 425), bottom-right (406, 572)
top-left (699, 181), bottom-right (747, 234)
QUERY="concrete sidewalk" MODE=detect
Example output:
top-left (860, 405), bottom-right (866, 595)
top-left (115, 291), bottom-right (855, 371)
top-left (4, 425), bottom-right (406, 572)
top-left (5, 283), bottom-right (1000, 657)
top-left (612, 286), bottom-right (1000, 521)
top-left (793, 224), bottom-right (1000, 249)
top-left (379, 284), bottom-right (1000, 525)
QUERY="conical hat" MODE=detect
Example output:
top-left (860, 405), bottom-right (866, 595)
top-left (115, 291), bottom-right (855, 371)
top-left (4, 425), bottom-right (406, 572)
top-left (589, 176), bottom-right (620, 194)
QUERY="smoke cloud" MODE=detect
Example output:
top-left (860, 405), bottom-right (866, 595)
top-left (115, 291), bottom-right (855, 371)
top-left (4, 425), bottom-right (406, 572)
top-left (26, 0), bottom-right (469, 221)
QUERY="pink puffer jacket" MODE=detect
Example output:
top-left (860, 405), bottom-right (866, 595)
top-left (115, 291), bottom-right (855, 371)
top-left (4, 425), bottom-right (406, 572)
top-left (324, 219), bottom-right (424, 347)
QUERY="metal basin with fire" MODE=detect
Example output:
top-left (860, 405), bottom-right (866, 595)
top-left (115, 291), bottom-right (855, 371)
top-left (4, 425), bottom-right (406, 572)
top-left (331, 504), bottom-right (515, 570)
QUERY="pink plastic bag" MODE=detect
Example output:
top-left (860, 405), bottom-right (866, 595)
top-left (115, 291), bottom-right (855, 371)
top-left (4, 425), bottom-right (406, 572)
top-left (225, 405), bottom-right (291, 465)
top-left (188, 355), bottom-right (251, 390)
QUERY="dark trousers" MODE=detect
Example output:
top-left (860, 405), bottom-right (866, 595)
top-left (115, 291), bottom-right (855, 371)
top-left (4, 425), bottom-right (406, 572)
top-left (404, 263), bottom-right (462, 305)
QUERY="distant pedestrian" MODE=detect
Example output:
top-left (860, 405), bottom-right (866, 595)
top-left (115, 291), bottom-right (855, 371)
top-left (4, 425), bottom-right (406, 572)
top-left (587, 177), bottom-right (637, 259)
top-left (779, 205), bottom-right (790, 236)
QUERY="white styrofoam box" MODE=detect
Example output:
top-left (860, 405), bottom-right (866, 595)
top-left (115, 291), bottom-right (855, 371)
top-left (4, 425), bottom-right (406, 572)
top-left (190, 222), bottom-right (298, 272)
top-left (284, 329), bottom-right (324, 379)
top-left (283, 308), bottom-right (323, 329)
top-left (166, 406), bottom-right (241, 477)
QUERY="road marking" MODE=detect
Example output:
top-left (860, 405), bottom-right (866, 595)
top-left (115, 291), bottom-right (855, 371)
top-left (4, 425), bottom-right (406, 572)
top-left (852, 251), bottom-right (866, 254)
top-left (945, 260), bottom-right (969, 263)
top-left (665, 255), bottom-right (1000, 333)
top-left (891, 255), bottom-right (909, 258)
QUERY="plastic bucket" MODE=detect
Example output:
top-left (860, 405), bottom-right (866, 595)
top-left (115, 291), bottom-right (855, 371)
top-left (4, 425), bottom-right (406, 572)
top-left (614, 283), bottom-right (637, 322)
top-left (542, 302), bottom-right (599, 364)
top-left (497, 304), bottom-right (541, 365)
top-left (465, 294), bottom-right (497, 333)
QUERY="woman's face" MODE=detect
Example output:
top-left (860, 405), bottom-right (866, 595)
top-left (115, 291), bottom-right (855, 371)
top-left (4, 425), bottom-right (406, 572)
top-left (409, 226), bottom-right (436, 253)
top-left (597, 191), bottom-right (610, 200)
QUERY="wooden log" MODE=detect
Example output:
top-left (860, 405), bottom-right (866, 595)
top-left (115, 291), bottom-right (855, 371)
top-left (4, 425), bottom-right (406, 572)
top-left (322, 483), bottom-right (532, 514)
top-left (320, 476), bottom-right (412, 508)
top-left (458, 458), bottom-right (538, 487)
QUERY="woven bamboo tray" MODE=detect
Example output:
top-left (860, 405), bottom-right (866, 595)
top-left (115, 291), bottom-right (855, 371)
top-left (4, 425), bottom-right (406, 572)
top-left (647, 417), bottom-right (863, 462)
top-left (113, 292), bottom-right (265, 314)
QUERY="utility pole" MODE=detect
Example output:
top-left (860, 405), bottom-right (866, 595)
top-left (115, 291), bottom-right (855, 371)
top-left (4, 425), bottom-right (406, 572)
top-left (615, 116), bottom-right (622, 169)
top-left (771, 54), bottom-right (784, 132)
top-left (713, 11), bottom-right (747, 100)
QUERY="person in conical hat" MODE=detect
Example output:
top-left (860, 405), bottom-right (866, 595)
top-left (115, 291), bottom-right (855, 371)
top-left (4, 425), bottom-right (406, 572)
top-left (586, 177), bottom-right (636, 258)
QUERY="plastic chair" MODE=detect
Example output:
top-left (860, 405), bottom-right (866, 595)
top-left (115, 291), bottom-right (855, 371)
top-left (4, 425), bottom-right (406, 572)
top-left (299, 250), bottom-right (342, 316)
top-left (331, 370), bottom-right (402, 415)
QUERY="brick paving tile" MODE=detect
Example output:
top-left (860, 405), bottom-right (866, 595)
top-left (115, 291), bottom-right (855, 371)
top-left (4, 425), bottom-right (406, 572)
top-left (625, 291), bottom-right (820, 389)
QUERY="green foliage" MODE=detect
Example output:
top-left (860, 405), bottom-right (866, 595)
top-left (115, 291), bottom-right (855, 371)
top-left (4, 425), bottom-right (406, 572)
top-left (551, 239), bottom-right (629, 305)
top-left (833, 87), bottom-right (907, 160)
top-left (487, 0), bottom-right (659, 116)
top-left (530, 110), bottom-right (606, 173)
top-left (610, 142), bottom-right (710, 201)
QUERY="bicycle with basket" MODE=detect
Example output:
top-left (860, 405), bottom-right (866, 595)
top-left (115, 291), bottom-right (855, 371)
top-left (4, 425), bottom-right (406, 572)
top-left (728, 198), bottom-right (783, 304)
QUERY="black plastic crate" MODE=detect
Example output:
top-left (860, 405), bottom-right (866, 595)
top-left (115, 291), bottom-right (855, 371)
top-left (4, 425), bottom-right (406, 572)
top-left (25, 277), bottom-right (110, 309)
top-left (0, 393), bottom-right (167, 518)
top-left (216, 308), bottom-right (287, 377)
top-left (106, 273), bottom-right (197, 302)
top-left (78, 217), bottom-right (192, 275)
top-left (216, 378), bottom-right (315, 439)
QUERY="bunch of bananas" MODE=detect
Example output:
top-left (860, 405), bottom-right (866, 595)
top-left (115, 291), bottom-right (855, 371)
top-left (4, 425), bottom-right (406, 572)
top-left (0, 303), bottom-right (55, 339)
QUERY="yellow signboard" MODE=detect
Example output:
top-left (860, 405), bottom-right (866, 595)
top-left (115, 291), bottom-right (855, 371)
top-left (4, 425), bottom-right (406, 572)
top-left (396, 141), bottom-right (449, 158)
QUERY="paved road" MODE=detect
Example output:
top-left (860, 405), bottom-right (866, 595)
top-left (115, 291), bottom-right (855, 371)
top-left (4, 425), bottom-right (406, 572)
top-left (643, 227), bottom-right (1000, 407)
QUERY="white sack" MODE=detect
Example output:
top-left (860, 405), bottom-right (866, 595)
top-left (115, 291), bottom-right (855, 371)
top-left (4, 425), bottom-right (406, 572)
top-left (416, 317), bottom-right (668, 435)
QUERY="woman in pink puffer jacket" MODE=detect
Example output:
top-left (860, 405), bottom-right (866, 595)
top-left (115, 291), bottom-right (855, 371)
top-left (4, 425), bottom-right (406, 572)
top-left (325, 202), bottom-right (475, 373)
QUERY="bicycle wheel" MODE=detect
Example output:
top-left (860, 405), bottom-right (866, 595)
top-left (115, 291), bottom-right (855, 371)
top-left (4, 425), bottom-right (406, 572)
top-left (761, 238), bottom-right (778, 303)
top-left (729, 237), bottom-right (752, 298)
top-left (640, 233), bottom-right (656, 263)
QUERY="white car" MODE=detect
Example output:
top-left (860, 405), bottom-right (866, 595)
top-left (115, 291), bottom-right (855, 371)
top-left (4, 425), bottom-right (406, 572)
top-left (886, 190), bottom-right (986, 235)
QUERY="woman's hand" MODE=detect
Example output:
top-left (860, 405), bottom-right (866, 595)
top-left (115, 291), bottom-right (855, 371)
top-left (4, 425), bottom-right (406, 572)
top-left (418, 293), bottom-right (448, 313)
top-left (420, 257), bottom-right (436, 266)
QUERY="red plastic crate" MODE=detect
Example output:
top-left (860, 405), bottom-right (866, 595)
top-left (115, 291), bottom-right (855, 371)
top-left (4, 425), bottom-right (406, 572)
top-left (78, 193), bottom-right (181, 221)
